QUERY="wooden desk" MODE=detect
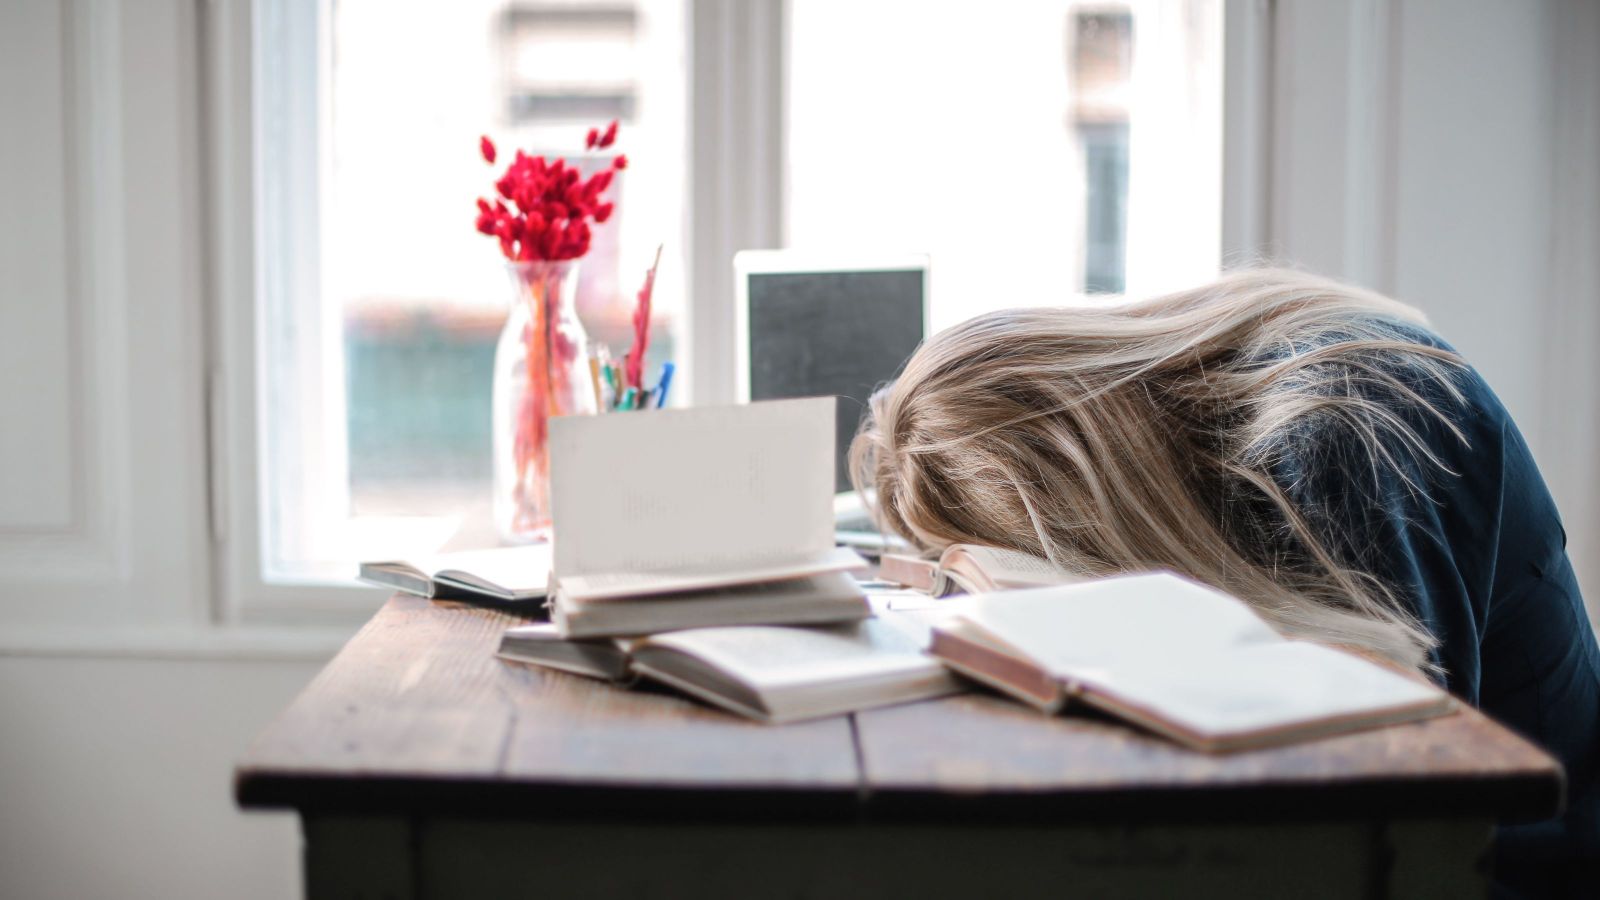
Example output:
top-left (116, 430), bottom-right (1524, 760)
top-left (236, 595), bottom-right (1562, 899)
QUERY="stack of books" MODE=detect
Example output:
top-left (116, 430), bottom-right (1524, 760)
top-left (365, 398), bottom-right (1458, 750)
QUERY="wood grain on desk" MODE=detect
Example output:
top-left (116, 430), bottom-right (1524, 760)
top-left (235, 594), bottom-right (1562, 823)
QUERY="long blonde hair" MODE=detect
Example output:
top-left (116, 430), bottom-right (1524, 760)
top-left (850, 268), bottom-right (1467, 671)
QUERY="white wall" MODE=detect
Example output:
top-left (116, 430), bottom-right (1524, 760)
top-left (0, 655), bottom-right (319, 900)
top-left (0, 4), bottom-right (342, 898)
top-left (1391, 0), bottom-right (1554, 450)
top-left (1263, 0), bottom-right (1600, 612)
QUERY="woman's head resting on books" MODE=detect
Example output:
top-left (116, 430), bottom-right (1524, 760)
top-left (849, 267), bottom-right (1468, 674)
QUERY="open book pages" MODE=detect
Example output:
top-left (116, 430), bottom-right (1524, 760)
top-left (931, 572), bottom-right (1455, 753)
top-left (498, 598), bottom-right (963, 723)
top-left (551, 570), bottom-right (870, 639)
top-left (877, 545), bottom-right (1080, 597)
top-left (498, 623), bottom-right (631, 681)
top-left (358, 544), bottom-right (553, 604)
top-left (549, 397), bottom-right (839, 586)
top-left (934, 545), bottom-right (1082, 596)
top-left (629, 605), bottom-right (963, 723)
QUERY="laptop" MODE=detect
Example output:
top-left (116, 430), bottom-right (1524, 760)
top-left (733, 251), bottom-right (928, 551)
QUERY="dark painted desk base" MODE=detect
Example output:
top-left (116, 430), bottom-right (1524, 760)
top-left (303, 814), bottom-right (1492, 900)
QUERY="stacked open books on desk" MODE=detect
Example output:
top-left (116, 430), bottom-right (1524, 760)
top-left (363, 397), bottom-right (1456, 752)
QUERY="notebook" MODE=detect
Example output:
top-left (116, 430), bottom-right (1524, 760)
top-left (930, 572), bottom-right (1456, 752)
top-left (357, 545), bottom-right (552, 610)
top-left (498, 603), bottom-right (962, 723)
top-left (545, 397), bottom-right (870, 638)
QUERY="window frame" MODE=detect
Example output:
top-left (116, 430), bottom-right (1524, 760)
top-left (208, 0), bottom-right (786, 623)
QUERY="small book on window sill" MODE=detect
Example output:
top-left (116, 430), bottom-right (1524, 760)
top-left (497, 603), bottom-right (963, 723)
top-left (878, 544), bottom-right (1081, 597)
top-left (357, 545), bottom-right (552, 612)
top-left (929, 572), bottom-right (1456, 753)
top-left (545, 397), bottom-right (871, 638)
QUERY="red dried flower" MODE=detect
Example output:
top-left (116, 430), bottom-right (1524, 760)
top-left (480, 135), bottom-right (497, 164)
top-left (472, 121), bottom-right (625, 262)
top-left (623, 246), bottom-right (663, 390)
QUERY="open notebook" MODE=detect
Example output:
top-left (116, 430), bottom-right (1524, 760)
top-left (357, 545), bottom-right (552, 610)
top-left (545, 398), bottom-right (869, 638)
top-left (879, 544), bottom-right (1080, 596)
top-left (930, 572), bottom-right (1455, 753)
top-left (498, 602), bottom-right (962, 723)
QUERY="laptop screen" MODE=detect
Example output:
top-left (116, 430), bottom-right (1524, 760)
top-left (745, 267), bottom-right (926, 492)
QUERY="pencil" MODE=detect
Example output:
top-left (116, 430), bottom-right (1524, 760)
top-left (587, 355), bottom-right (605, 412)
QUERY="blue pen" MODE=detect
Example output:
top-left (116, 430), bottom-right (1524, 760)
top-left (654, 361), bottom-right (676, 408)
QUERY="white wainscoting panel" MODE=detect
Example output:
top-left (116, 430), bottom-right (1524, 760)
top-left (0, 0), bottom-right (209, 627)
top-left (0, 2), bottom-right (91, 535)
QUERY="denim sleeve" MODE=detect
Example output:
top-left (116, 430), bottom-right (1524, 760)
top-left (1268, 354), bottom-right (1600, 893)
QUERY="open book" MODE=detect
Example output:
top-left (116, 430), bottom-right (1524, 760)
top-left (498, 604), bottom-right (963, 723)
top-left (879, 544), bottom-right (1080, 597)
top-left (930, 572), bottom-right (1455, 753)
top-left (357, 545), bottom-right (552, 610)
top-left (546, 398), bottom-right (870, 638)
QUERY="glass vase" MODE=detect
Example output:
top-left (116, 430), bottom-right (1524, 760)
top-left (492, 260), bottom-right (595, 543)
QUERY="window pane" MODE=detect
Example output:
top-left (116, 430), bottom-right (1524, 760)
top-left (786, 0), bottom-right (1221, 329)
top-left (263, 0), bottom-right (686, 577)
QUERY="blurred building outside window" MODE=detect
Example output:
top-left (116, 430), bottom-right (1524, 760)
top-left (786, 0), bottom-right (1221, 332)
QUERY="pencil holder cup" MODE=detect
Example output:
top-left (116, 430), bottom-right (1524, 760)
top-left (493, 260), bottom-right (595, 543)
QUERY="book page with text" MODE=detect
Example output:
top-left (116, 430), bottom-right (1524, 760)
top-left (550, 398), bottom-right (836, 577)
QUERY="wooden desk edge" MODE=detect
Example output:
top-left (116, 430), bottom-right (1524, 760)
top-left (234, 761), bottom-right (1562, 825)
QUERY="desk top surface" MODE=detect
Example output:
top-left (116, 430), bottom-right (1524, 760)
top-left (235, 594), bottom-right (1562, 823)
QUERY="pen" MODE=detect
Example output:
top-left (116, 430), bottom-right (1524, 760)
top-left (601, 363), bottom-right (619, 410)
top-left (619, 386), bottom-right (638, 411)
top-left (653, 361), bottom-right (675, 408)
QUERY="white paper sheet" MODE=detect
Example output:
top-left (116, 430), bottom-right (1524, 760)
top-left (549, 397), bottom-right (836, 577)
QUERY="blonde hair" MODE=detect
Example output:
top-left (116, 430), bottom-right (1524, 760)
top-left (850, 268), bottom-right (1468, 672)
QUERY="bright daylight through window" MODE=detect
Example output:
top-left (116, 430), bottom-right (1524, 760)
top-left (788, 0), bottom-right (1221, 331)
top-left (255, 0), bottom-right (1220, 584)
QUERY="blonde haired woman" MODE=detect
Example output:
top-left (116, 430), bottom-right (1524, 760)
top-left (852, 269), bottom-right (1596, 897)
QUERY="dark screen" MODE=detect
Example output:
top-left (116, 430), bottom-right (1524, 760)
top-left (747, 269), bottom-right (925, 492)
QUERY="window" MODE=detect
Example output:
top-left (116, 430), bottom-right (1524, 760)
top-left (241, 0), bottom-right (1219, 598)
top-left (786, 0), bottom-right (1222, 329)
top-left (254, 0), bottom-right (687, 584)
